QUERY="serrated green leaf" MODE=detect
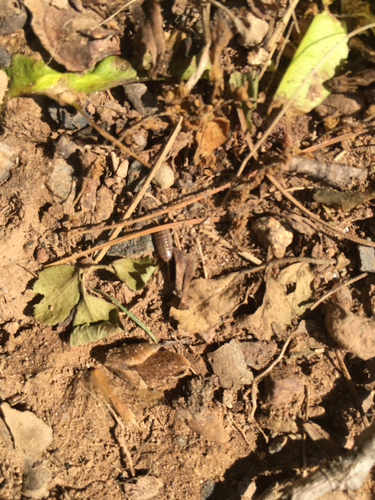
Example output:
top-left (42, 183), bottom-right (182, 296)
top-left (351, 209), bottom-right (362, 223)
top-left (73, 293), bottom-right (120, 327)
top-left (273, 11), bottom-right (348, 114)
top-left (33, 266), bottom-right (80, 325)
top-left (70, 321), bottom-right (123, 346)
top-left (5, 54), bottom-right (137, 106)
top-left (111, 257), bottom-right (157, 291)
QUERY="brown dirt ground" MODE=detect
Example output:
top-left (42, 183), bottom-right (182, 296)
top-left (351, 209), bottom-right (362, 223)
top-left (2, 1), bottom-right (375, 499)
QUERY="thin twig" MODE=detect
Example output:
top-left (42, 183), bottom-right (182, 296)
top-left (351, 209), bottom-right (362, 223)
top-left (266, 173), bottom-right (375, 248)
top-left (94, 117), bottom-right (183, 262)
top-left (91, 0), bottom-right (140, 30)
top-left (335, 351), bottom-right (370, 429)
top-left (185, 1), bottom-right (211, 93)
top-left (70, 180), bottom-right (232, 237)
top-left (45, 217), bottom-right (220, 266)
top-left (248, 333), bottom-right (294, 421)
top-left (106, 405), bottom-right (136, 477)
top-left (259, 0), bottom-right (301, 80)
top-left (310, 273), bottom-right (368, 311)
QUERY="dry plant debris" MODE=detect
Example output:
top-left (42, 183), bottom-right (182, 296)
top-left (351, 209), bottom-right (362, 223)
top-left (2, 0), bottom-right (375, 498)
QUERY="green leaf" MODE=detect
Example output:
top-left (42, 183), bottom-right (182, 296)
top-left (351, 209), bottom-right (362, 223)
top-left (5, 54), bottom-right (137, 106)
top-left (33, 266), bottom-right (80, 325)
top-left (92, 287), bottom-right (158, 343)
top-left (73, 293), bottom-right (121, 327)
top-left (273, 11), bottom-right (348, 114)
top-left (70, 321), bottom-right (123, 346)
top-left (111, 257), bottom-right (157, 291)
top-left (169, 51), bottom-right (210, 80)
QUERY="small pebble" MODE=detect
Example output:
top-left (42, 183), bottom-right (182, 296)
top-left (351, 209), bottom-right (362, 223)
top-left (358, 244), bottom-right (375, 272)
top-left (268, 435), bottom-right (288, 454)
top-left (35, 247), bottom-right (49, 263)
top-left (152, 163), bottom-right (175, 190)
top-left (252, 216), bottom-right (293, 258)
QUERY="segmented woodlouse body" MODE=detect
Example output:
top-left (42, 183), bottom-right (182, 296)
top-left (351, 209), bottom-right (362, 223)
top-left (154, 229), bottom-right (174, 262)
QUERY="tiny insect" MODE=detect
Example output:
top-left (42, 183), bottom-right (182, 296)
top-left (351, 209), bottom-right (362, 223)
top-left (154, 229), bottom-right (174, 262)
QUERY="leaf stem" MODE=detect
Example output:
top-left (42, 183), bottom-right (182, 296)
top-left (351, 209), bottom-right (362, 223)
top-left (91, 287), bottom-right (158, 343)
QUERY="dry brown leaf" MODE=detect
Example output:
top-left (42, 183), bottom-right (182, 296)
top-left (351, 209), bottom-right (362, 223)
top-left (325, 304), bottom-right (375, 360)
top-left (195, 116), bottom-right (230, 160)
top-left (238, 263), bottom-right (315, 340)
top-left (174, 248), bottom-right (197, 310)
top-left (25, 0), bottom-right (120, 71)
top-left (105, 343), bottom-right (190, 387)
top-left (169, 272), bottom-right (244, 334)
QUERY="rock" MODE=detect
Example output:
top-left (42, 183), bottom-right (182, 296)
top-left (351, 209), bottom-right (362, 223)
top-left (0, 135), bottom-right (21, 183)
top-left (23, 460), bottom-right (52, 499)
top-left (264, 376), bottom-right (304, 406)
top-left (252, 216), bottom-right (293, 258)
top-left (358, 244), bottom-right (375, 272)
top-left (152, 163), bottom-right (175, 190)
top-left (46, 158), bottom-right (75, 201)
top-left (325, 303), bottom-right (375, 360)
top-left (208, 339), bottom-right (253, 390)
top-left (1, 403), bottom-right (53, 463)
top-left (123, 83), bottom-right (159, 116)
top-left (0, 0), bottom-right (27, 35)
top-left (315, 93), bottom-right (364, 119)
top-left (48, 101), bottom-right (89, 130)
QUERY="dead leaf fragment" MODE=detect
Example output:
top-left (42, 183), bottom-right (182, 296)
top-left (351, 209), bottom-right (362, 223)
top-left (208, 339), bottom-right (253, 390)
top-left (170, 272), bottom-right (244, 334)
top-left (238, 264), bottom-right (314, 340)
top-left (25, 0), bottom-right (120, 71)
top-left (325, 304), bottom-right (375, 360)
top-left (195, 116), bottom-right (230, 158)
top-left (178, 378), bottom-right (230, 443)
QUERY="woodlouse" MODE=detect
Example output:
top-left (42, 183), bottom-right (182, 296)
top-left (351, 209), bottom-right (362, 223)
top-left (154, 229), bottom-right (174, 262)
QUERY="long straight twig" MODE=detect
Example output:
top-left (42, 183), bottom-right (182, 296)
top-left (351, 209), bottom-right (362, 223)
top-left (94, 117), bottom-right (183, 263)
top-left (266, 173), bottom-right (375, 248)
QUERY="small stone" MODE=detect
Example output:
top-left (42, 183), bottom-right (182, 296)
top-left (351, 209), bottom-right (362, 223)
top-left (315, 93), bottom-right (364, 119)
top-left (268, 435), bottom-right (288, 454)
top-left (240, 340), bottom-right (277, 370)
top-left (252, 216), bottom-right (293, 258)
top-left (0, 135), bottom-right (21, 183)
top-left (123, 83), bottom-right (159, 116)
top-left (48, 101), bottom-right (89, 130)
top-left (358, 244), bottom-right (375, 272)
top-left (152, 163), bottom-right (175, 190)
top-left (116, 160), bottom-right (129, 179)
top-left (265, 376), bottom-right (304, 406)
top-left (208, 339), bottom-right (253, 391)
top-left (35, 247), bottom-right (49, 263)
top-left (173, 435), bottom-right (187, 447)
top-left (46, 159), bottom-right (75, 201)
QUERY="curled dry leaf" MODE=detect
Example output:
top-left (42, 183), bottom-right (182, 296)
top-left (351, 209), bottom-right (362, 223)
top-left (325, 304), bottom-right (375, 360)
top-left (313, 188), bottom-right (375, 211)
top-left (91, 368), bottom-right (140, 431)
top-left (170, 272), bottom-right (244, 335)
top-left (24, 0), bottom-right (120, 72)
top-left (105, 343), bottom-right (190, 387)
